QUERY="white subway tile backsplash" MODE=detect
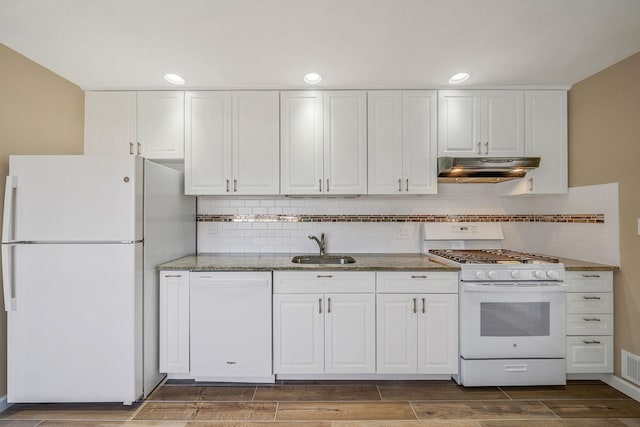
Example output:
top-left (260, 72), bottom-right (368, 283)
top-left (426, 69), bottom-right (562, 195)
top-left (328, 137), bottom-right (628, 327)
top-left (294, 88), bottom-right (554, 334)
top-left (196, 183), bottom-right (619, 265)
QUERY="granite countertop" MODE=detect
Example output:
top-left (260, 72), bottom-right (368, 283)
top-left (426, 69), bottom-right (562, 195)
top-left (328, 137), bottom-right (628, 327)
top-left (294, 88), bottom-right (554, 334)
top-left (158, 252), bottom-right (619, 272)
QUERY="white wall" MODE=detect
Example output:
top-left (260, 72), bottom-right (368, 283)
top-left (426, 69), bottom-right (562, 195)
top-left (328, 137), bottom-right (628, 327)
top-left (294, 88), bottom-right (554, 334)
top-left (197, 183), bottom-right (620, 266)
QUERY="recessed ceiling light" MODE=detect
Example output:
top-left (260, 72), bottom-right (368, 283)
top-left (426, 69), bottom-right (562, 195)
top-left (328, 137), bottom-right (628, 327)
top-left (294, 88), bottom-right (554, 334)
top-left (303, 72), bottom-right (322, 85)
top-left (164, 73), bottom-right (186, 85)
top-left (448, 72), bottom-right (472, 85)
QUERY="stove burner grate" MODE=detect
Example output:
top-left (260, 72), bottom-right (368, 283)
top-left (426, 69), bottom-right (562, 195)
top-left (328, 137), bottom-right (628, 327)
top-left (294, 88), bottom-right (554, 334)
top-left (428, 249), bottom-right (560, 264)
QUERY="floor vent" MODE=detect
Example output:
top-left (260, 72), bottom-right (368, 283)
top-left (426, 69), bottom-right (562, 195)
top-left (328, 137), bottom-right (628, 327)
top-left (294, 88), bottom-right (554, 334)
top-left (622, 350), bottom-right (640, 386)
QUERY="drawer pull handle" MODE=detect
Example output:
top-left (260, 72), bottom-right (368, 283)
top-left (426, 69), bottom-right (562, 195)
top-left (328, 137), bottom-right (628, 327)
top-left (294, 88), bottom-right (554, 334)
top-left (421, 298), bottom-right (426, 314)
top-left (583, 317), bottom-right (602, 322)
top-left (412, 298), bottom-right (417, 314)
top-left (411, 275), bottom-right (427, 279)
top-left (164, 274), bottom-right (182, 278)
top-left (318, 298), bottom-right (322, 314)
top-left (582, 274), bottom-right (601, 278)
top-left (582, 296), bottom-right (602, 300)
top-left (317, 275), bottom-right (333, 278)
top-left (583, 340), bottom-right (601, 345)
top-left (327, 297), bottom-right (331, 313)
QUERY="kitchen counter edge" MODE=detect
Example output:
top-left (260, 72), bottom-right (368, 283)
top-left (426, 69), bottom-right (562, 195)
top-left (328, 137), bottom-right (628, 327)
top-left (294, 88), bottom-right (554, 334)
top-left (158, 253), bottom-right (619, 272)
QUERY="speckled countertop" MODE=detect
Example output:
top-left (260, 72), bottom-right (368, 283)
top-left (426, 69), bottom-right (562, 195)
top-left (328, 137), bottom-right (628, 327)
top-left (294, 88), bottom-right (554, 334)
top-left (158, 253), bottom-right (618, 272)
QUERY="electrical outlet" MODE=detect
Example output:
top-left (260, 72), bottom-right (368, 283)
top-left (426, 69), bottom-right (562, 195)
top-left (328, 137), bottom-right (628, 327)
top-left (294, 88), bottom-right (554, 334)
top-left (398, 226), bottom-right (410, 240)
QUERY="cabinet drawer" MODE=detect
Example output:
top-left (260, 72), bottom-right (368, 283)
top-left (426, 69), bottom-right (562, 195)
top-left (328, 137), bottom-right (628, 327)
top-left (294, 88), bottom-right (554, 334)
top-left (566, 335), bottom-right (613, 373)
top-left (274, 271), bottom-right (375, 293)
top-left (565, 271), bottom-right (613, 292)
top-left (566, 314), bottom-right (613, 336)
top-left (376, 271), bottom-right (458, 293)
top-left (566, 293), bottom-right (613, 314)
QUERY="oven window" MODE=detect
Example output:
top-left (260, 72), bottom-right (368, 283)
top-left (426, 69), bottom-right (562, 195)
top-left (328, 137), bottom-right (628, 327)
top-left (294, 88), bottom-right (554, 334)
top-left (480, 302), bottom-right (550, 337)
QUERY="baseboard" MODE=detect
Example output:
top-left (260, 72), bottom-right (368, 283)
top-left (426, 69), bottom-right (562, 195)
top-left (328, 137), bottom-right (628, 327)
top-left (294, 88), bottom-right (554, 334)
top-left (604, 374), bottom-right (640, 402)
top-left (0, 395), bottom-right (12, 413)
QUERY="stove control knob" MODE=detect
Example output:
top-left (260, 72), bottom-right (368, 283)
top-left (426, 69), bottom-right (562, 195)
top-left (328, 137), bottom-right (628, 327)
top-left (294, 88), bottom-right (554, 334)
top-left (547, 270), bottom-right (560, 280)
top-left (511, 270), bottom-right (521, 279)
top-left (534, 270), bottom-right (548, 279)
top-left (487, 271), bottom-right (498, 280)
top-left (475, 271), bottom-right (487, 279)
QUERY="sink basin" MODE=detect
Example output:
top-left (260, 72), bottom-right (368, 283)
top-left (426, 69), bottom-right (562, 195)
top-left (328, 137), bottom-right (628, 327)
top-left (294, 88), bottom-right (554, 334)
top-left (291, 255), bottom-right (356, 265)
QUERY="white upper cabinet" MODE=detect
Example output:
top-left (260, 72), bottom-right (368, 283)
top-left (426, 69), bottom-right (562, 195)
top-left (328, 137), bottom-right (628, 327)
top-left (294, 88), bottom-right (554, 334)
top-left (184, 91), bottom-right (280, 195)
top-left (84, 91), bottom-right (184, 160)
top-left (137, 91), bottom-right (185, 159)
top-left (497, 90), bottom-right (568, 195)
top-left (281, 91), bottom-right (367, 195)
top-left (438, 90), bottom-right (524, 157)
top-left (368, 91), bottom-right (437, 194)
top-left (85, 92), bottom-right (137, 156)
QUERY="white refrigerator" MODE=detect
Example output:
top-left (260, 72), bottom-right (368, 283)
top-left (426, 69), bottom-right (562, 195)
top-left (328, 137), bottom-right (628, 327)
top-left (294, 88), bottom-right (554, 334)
top-left (1, 155), bottom-right (195, 404)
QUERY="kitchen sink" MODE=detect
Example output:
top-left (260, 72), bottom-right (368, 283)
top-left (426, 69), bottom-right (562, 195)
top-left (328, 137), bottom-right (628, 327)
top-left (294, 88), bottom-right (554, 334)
top-left (291, 255), bottom-right (356, 265)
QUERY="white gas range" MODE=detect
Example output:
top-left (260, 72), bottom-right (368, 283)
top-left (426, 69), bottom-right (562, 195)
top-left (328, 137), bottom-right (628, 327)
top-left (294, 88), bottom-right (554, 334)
top-left (422, 223), bottom-right (568, 387)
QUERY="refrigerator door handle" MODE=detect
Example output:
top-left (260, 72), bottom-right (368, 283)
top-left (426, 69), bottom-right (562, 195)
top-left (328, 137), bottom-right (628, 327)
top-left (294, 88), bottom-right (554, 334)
top-left (2, 176), bottom-right (18, 243)
top-left (2, 243), bottom-right (17, 311)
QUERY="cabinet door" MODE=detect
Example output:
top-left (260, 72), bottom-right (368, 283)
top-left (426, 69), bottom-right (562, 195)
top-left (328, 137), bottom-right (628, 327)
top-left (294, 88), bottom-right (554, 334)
top-left (496, 90), bottom-right (568, 196)
top-left (273, 294), bottom-right (324, 374)
top-left (137, 91), bottom-right (185, 159)
top-left (84, 91), bottom-right (137, 155)
top-left (403, 91), bottom-right (437, 194)
top-left (367, 91), bottom-right (403, 194)
top-left (280, 91), bottom-right (324, 194)
top-left (376, 294), bottom-right (417, 373)
top-left (184, 91), bottom-right (232, 195)
top-left (483, 90), bottom-right (524, 156)
top-left (417, 294), bottom-right (458, 374)
top-left (325, 293), bottom-right (376, 373)
top-left (233, 91), bottom-right (280, 195)
top-left (159, 271), bottom-right (190, 373)
top-left (324, 91), bottom-right (368, 194)
top-left (189, 272), bottom-right (272, 379)
top-left (438, 90), bottom-right (482, 156)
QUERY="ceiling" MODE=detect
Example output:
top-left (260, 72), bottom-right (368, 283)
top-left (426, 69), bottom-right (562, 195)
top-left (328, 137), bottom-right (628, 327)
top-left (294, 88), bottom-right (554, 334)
top-left (1, 0), bottom-right (640, 90)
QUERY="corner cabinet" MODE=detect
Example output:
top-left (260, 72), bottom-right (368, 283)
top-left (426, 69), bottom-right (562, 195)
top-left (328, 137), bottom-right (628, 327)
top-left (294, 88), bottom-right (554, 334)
top-left (273, 271), bottom-right (376, 374)
top-left (280, 91), bottom-right (367, 195)
top-left (438, 90), bottom-right (524, 157)
top-left (368, 91), bottom-right (437, 194)
top-left (497, 90), bottom-right (568, 195)
top-left (184, 91), bottom-right (280, 195)
top-left (376, 272), bottom-right (458, 375)
top-left (85, 91), bottom-right (185, 160)
top-left (565, 271), bottom-right (614, 374)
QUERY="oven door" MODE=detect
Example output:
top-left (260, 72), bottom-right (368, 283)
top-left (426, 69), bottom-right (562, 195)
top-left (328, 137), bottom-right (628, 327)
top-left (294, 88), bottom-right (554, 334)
top-left (459, 282), bottom-right (567, 359)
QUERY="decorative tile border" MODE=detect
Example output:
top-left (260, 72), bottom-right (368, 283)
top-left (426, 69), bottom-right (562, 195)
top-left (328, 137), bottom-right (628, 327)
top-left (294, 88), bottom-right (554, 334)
top-left (197, 213), bottom-right (605, 224)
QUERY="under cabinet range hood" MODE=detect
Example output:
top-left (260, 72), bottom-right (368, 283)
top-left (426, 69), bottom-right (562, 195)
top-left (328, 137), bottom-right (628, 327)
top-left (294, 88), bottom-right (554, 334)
top-left (437, 157), bottom-right (540, 183)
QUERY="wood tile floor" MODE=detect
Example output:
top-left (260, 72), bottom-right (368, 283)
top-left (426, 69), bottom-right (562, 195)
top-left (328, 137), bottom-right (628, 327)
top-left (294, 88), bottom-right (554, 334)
top-left (1, 380), bottom-right (640, 426)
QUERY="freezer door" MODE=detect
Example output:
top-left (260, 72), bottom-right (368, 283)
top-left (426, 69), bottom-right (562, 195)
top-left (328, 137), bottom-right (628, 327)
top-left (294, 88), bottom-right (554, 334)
top-left (7, 155), bottom-right (143, 242)
top-left (7, 243), bottom-right (143, 403)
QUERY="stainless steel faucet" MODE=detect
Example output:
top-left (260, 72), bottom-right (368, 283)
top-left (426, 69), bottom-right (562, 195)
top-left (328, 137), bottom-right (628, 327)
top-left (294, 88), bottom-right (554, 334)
top-left (308, 233), bottom-right (326, 256)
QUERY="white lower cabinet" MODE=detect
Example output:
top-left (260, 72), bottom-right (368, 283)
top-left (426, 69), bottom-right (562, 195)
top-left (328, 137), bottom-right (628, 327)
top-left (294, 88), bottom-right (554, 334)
top-left (159, 271), bottom-right (190, 374)
top-left (159, 270), bottom-right (274, 382)
top-left (376, 272), bottom-right (458, 375)
top-left (273, 271), bottom-right (376, 374)
top-left (565, 271), bottom-right (614, 374)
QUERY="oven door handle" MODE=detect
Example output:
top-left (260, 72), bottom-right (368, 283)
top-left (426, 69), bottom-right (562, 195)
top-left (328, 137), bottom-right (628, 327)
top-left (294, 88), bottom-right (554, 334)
top-left (461, 283), bottom-right (569, 292)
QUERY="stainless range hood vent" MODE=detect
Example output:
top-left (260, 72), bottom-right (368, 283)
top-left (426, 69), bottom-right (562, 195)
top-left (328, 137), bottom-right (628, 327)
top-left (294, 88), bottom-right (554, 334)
top-left (437, 157), bottom-right (540, 183)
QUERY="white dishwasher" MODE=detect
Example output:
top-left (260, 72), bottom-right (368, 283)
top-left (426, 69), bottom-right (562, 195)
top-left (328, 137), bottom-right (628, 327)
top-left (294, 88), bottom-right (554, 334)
top-left (189, 271), bottom-right (274, 383)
